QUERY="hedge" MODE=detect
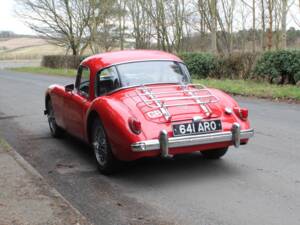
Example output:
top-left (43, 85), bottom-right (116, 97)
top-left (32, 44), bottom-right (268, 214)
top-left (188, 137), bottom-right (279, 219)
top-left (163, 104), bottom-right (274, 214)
top-left (253, 50), bottom-right (300, 85)
top-left (178, 52), bottom-right (259, 80)
top-left (178, 52), bottom-right (216, 78)
top-left (41, 50), bottom-right (300, 85)
top-left (41, 55), bottom-right (87, 69)
top-left (180, 50), bottom-right (300, 85)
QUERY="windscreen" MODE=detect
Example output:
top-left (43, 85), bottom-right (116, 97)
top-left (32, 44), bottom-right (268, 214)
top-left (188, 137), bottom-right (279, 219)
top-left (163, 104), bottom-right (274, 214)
top-left (116, 61), bottom-right (190, 87)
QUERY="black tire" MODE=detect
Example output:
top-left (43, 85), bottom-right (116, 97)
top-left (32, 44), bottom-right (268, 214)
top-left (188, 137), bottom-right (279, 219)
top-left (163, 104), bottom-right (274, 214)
top-left (92, 118), bottom-right (119, 174)
top-left (201, 147), bottom-right (228, 159)
top-left (47, 100), bottom-right (64, 138)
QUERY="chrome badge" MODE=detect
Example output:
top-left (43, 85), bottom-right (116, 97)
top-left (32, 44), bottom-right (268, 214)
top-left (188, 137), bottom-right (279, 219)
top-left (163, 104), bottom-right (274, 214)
top-left (147, 110), bottom-right (162, 118)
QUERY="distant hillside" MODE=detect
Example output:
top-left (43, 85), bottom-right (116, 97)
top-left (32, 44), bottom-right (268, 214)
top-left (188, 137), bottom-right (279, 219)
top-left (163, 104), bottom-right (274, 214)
top-left (0, 36), bottom-right (65, 60)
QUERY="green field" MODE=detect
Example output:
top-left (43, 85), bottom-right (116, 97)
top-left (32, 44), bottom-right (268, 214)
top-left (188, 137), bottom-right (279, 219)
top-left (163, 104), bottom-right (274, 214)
top-left (9, 66), bottom-right (300, 101)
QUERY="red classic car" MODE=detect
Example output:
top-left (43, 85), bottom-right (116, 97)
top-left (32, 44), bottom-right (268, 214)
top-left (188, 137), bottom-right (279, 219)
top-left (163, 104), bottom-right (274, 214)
top-left (44, 50), bottom-right (254, 174)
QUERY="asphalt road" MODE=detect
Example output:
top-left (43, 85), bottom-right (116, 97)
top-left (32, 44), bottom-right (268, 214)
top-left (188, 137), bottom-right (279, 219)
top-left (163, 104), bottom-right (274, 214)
top-left (0, 70), bottom-right (300, 225)
top-left (0, 59), bottom-right (41, 69)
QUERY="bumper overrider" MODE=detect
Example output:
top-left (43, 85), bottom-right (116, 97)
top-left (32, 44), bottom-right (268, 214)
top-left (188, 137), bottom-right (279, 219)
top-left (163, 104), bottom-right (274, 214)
top-left (131, 123), bottom-right (254, 158)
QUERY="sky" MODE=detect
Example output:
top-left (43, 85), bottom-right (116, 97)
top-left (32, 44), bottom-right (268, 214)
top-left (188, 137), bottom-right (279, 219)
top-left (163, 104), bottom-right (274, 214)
top-left (0, 0), bottom-right (35, 35)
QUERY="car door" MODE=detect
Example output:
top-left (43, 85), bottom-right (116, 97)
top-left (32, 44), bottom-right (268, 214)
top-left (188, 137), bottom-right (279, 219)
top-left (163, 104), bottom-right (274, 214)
top-left (64, 66), bottom-right (91, 139)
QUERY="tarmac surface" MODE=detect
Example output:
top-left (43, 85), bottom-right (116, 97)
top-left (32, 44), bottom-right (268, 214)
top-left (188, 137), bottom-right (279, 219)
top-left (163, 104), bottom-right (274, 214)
top-left (0, 139), bottom-right (91, 225)
top-left (0, 59), bottom-right (41, 69)
top-left (0, 70), bottom-right (300, 225)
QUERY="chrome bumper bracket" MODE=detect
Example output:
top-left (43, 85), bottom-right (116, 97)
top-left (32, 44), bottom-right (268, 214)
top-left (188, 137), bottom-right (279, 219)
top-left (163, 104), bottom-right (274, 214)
top-left (232, 123), bottom-right (241, 148)
top-left (159, 130), bottom-right (172, 158)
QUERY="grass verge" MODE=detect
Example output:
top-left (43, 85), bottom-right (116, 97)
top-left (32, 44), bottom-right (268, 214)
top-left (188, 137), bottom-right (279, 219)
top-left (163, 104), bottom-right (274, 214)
top-left (0, 138), bottom-right (11, 152)
top-left (194, 79), bottom-right (300, 101)
top-left (10, 67), bottom-right (76, 77)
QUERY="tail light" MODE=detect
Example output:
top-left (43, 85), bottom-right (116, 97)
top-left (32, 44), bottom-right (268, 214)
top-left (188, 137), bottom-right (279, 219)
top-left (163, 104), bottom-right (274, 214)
top-left (234, 107), bottom-right (248, 121)
top-left (128, 117), bottom-right (141, 134)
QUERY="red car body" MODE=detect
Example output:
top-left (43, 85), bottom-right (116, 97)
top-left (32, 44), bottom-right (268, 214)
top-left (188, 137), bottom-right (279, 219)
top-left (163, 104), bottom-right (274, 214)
top-left (45, 50), bottom-right (254, 166)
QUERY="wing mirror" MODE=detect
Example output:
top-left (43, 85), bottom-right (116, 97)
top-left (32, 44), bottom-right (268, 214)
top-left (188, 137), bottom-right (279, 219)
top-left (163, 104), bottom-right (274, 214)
top-left (65, 84), bottom-right (74, 92)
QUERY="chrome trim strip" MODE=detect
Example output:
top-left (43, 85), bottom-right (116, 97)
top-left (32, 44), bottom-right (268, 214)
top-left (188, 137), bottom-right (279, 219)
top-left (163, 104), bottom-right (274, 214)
top-left (131, 128), bottom-right (254, 152)
top-left (112, 59), bottom-right (184, 67)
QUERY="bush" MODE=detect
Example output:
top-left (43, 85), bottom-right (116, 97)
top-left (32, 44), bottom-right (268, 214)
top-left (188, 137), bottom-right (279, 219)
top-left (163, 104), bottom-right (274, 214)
top-left (214, 53), bottom-right (259, 79)
top-left (253, 50), bottom-right (300, 84)
top-left (178, 52), bottom-right (216, 78)
top-left (178, 52), bottom-right (258, 80)
top-left (42, 55), bottom-right (88, 69)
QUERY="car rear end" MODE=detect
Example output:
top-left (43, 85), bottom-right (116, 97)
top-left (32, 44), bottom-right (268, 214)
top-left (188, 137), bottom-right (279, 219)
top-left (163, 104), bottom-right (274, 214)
top-left (125, 83), bottom-right (254, 159)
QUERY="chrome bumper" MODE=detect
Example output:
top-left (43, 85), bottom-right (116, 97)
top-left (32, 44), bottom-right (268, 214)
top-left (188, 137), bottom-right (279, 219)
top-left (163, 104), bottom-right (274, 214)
top-left (131, 123), bottom-right (254, 157)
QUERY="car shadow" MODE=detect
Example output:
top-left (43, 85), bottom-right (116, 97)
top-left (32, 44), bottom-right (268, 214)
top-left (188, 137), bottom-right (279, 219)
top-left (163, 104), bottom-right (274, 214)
top-left (111, 152), bottom-right (243, 187)
top-left (57, 133), bottom-right (243, 186)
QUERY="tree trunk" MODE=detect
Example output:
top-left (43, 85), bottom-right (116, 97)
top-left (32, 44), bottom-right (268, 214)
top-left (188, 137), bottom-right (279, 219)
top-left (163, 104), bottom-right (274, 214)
top-left (252, 0), bottom-right (256, 52)
top-left (211, 0), bottom-right (217, 54)
top-left (71, 47), bottom-right (77, 56)
top-left (281, 0), bottom-right (287, 49)
top-left (261, 0), bottom-right (266, 51)
top-left (267, 0), bottom-right (273, 50)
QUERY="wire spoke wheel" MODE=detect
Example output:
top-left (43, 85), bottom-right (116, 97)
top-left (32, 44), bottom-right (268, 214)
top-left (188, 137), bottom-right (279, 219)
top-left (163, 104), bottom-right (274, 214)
top-left (93, 126), bottom-right (108, 166)
top-left (47, 103), bottom-right (56, 132)
top-left (91, 119), bottom-right (120, 174)
top-left (47, 100), bottom-right (63, 138)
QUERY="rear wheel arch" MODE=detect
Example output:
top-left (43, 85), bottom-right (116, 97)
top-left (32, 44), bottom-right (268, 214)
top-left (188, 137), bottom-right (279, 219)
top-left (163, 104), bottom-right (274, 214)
top-left (45, 94), bottom-right (51, 111)
top-left (87, 110), bottom-right (101, 144)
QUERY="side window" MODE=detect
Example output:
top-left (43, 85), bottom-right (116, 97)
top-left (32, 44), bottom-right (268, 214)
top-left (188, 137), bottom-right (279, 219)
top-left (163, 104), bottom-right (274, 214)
top-left (97, 66), bottom-right (120, 96)
top-left (76, 66), bottom-right (90, 97)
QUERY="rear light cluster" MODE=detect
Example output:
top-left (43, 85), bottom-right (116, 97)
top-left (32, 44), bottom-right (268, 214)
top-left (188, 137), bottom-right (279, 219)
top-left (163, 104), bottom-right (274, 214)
top-left (128, 117), bottom-right (142, 134)
top-left (233, 107), bottom-right (248, 121)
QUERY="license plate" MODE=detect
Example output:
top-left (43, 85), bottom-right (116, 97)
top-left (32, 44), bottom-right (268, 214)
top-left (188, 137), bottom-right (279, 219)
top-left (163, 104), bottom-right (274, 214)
top-left (172, 120), bottom-right (222, 136)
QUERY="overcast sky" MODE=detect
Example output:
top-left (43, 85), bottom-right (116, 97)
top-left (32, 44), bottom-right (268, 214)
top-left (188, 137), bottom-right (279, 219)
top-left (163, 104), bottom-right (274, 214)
top-left (0, 0), bottom-right (34, 35)
top-left (0, 0), bottom-right (299, 35)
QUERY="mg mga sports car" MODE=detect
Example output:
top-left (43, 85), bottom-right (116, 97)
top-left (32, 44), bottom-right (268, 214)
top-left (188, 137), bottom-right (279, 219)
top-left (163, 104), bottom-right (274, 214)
top-left (44, 50), bottom-right (254, 174)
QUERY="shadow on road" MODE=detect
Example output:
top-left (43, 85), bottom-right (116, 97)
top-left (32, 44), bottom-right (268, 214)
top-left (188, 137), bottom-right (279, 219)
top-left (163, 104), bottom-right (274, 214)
top-left (113, 154), bottom-right (241, 186)
top-left (58, 133), bottom-right (242, 187)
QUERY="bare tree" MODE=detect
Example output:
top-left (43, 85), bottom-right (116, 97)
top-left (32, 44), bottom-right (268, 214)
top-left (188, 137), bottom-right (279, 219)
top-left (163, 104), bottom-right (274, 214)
top-left (211, 0), bottom-right (218, 53)
top-left (252, 0), bottom-right (256, 52)
top-left (274, 0), bottom-right (281, 49)
top-left (219, 0), bottom-right (236, 53)
top-left (116, 0), bottom-right (127, 50)
top-left (261, 0), bottom-right (267, 50)
top-left (238, 0), bottom-right (250, 52)
top-left (16, 0), bottom-right (92, 55)
top-left (241, 0), bottom-right (256, 52)
top-left (266, 0), bottom-right (274, 49)
top-left (127, 0), bottom-right (153, 49)
top-left (281, 0), bottom-right (287, 48)
top-left (170, 0), bottom-right (185, 52)
top-left (16, 0), bottom-right (300, 54)
top-left (87, 0), bottom-right (120, 52)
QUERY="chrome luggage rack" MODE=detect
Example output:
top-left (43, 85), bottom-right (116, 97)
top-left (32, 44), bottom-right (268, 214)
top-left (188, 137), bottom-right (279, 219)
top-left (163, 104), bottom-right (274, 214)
top-left (135, 84), bottom-right (220, 121)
